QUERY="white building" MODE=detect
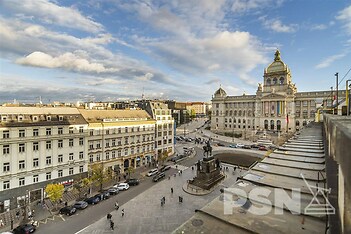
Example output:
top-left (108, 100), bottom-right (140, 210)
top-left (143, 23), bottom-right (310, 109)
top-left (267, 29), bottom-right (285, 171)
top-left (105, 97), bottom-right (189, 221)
top-left (0, 107), bottom-right (88, 212)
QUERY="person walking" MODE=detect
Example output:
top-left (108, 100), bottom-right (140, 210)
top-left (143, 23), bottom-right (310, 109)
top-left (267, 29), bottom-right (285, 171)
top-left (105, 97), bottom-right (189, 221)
top-left (16, 210), bottom-right (20, 220)
top-left (171, 188), bottom-right (173, 194)
top-left (115, 201), bottom-right (119, 210)
top-left (0, 219), bottom-right (4, 227)
top-left (107, 213), bottom-right (112, 220)
top-left (121, 209), bottom-right (125, 217)
top-left (110, 220), bottom-right (114, 230)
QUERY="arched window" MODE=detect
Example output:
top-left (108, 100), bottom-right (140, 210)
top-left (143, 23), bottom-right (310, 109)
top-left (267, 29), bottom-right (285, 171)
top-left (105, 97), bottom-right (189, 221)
top-left (279, 77), bottom-right (284, 85)
top-left (225, 110), bottom-right (228, 116)
top-left (264, 120), bottom-right (268, 130)
top-left (270, 120), bottom-right (275, 130)
top-left (296, 121), bottom-right (300, 126)
top-left (234, 110), bottom-right (237, 116)
top-left (238, 119), bottom-right (241, 124)
top-left (273, 78), bottom-right (278, 85)
top-left (216, 110), bottom-right (219, 116)
top-left (277, 120), bottom-right (281, 131)
top-left (267, 78), bottom-right (271, 85)
top-left (238, 110), bottom-right (242, 116)
top-left (229, 110), bottom-right (232, 116)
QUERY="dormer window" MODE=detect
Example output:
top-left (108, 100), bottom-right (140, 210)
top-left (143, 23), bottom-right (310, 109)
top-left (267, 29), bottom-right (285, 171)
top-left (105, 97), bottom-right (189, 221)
top-left (47, 116), bottom-right (51, 121)
top-left (18, 115), bottom-right (24, 122)
top-left (279, 77), bottom-right (284, 85)
top-left (32, 116), bottom-right (38, 122)
top-left (273, 78), bottom-right (278, 85)
top-left (266, 78), bottom-right (271, 85)
top-left (1, 116), bottom-right (7, 122)
top-left (59, 116), bottom-right (63, 121)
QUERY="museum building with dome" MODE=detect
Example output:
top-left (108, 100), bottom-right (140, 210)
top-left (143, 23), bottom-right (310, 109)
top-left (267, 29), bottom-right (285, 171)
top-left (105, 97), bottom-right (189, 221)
top-left (211, 50), bottom-right (344, 134)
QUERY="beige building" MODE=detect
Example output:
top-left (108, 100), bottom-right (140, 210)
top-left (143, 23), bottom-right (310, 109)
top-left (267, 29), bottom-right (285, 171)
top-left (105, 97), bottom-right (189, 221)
top-left (0, 107), bottom-right (88, 211)
top-left (211, 50), bottom-right (345, 135)
top-left (78, 109), bottom-right (156, 174)
top-left (186, 102), bottom-right (207, 117)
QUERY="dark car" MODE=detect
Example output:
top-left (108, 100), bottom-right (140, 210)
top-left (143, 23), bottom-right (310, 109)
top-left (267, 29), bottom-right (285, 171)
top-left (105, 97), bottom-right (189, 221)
top-left (217, 142), bottom-right (225, 147)
top-left (160, 165), bottom-right (171, 172)
top-left (251, 144), bottom-right (259, 149)
top-left (127, 178), bottom-right (140, 186)
top-left (153, 172), bottom-right (166, 182)
top-left (73, 201), bottom-right (88, 210)
top-left (108, 187), bottom-right (119, 195)
top-left (85, 195), bottom-right (100, 205)
top-left (259, 146), bottom-right (268, 151)
top-left (59, 206), bottom-right (77, 216)
top-left (97, 191), bottom-right (110, 200)
top-left (13, 223), bottom-right (36, 234)
top-left (242, 145), bottom-right (251, 149)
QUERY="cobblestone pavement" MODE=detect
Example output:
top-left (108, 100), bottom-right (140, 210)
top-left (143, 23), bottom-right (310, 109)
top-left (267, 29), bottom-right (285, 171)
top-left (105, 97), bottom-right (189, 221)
top-left (76, 165), bottom-right (243, 234)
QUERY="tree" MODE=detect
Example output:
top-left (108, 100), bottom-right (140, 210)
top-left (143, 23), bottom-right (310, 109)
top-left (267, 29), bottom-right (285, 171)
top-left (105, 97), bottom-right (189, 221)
top-left (90, 164), bottom-right (109, 191)
top-left (45, 184), bottom-right (64, 210)
top-left (127, 167), bottom-right (135, 180)
top-left (74, 177), bottom-right (91, 198)
top-left (159, 149), bottom-right (171, 166)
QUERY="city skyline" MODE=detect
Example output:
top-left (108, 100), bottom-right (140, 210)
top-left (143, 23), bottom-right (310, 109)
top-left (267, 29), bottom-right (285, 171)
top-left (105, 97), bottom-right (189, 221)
top-left (1, 0), bottom-right (351, 103)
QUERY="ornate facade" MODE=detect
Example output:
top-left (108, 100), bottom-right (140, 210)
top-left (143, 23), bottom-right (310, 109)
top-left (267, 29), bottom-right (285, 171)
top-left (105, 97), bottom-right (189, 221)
top-left (211, 50), bottom-right (344, 134)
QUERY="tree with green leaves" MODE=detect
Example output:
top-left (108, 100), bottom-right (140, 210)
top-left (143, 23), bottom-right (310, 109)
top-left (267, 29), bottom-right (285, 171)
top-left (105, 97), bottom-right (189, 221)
top-left (90, 163), bottom-right (109, 192)
top-left (74, 177), bottom-right (91, 198)
top-left (45, 184), bottom-right (64, 210)
top-left (127, 167), bottom-right (135, 180)
top-left (159, 149), bottom-right (171, 166)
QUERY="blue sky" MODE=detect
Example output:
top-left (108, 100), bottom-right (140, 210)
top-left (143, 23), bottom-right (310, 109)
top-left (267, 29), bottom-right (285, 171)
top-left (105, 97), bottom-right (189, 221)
top-left (0, 0), bottom-right (351, 103)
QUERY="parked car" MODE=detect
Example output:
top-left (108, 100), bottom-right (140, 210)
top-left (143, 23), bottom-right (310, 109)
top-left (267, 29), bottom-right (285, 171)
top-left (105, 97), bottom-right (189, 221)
top-left (228, 144), bottom-right (237, 148)
top-left (160, 165), bottom-right (171, 172)
top-left (85, 195), bottom-right (100, 205)
top-left (116, 182), bottom-right (130, 191)
top-left (108, 187), bottom-right (119, 195)
top-left (98, 191), bottom-right (110, 200)
top-left (13, 223), bottom-right (36, 234)
top-left (147, 168), bottom-right (159, 177)
top-left (59, 206), bottom-right (77, 216)
top-left (217, 142), bottom-right (225, 147)
top-left (236, 143), bottom-right (244, 148)
top-left (259, 146), bottom-right (268, 151)
top-left (242, 145), bottom-right (251, 149)
top-left (127, 178), bottom-right (140, 186)
top-left (251, 144), bottom-right (259, 149)
top-left (153, 172), bottom-right (166, 182)
top-left (73, 201), bottom-right (88, 210)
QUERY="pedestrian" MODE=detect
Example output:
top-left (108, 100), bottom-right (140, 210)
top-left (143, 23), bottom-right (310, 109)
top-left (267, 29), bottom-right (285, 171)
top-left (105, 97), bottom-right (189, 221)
top-left (16, 210), bottom-right (20, 220)
top-left (110, 220), bottom-right (114, 230)
top-left (161, 199), bottom-right (164, 207)
top-left (118, 176), bottom-right (121, 181)
top-left (10, 220), bottom-right (13, 229)
top-left (32, 209), bottom-right (35, 217)
top-left (121, 209), bottom-right (125, 217)
top-left (28, 210), bottom-right (32, 219)
top-left (175, 165), bottom-right (178, 169)
top-left (107, 213), bottom-right (112, 220)
top-left (65, 201), bottom-right (68, 206)
top-left (191, 166), bottom-right (194, 171)
top-left (180, 170), bottom-right (183, 175)
top-left (178, 171), bottom-right (181, 176)
top-left (171, 188), bottom-right (173, 194)
top-left (0, 219), bottom-right (4, 227)
top-left (115, 201), bottom-right (119, 210)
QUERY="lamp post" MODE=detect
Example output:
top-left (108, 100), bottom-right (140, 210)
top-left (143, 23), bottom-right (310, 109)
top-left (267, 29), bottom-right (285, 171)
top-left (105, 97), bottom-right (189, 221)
top-left (335, 72), bottom-right (339, 115)
top-left (346, 80), bottom-right (351, 116)
top-left (232, 117), bottom-right (235, 143)
top-left (330, 86), bottom-right (333, 114)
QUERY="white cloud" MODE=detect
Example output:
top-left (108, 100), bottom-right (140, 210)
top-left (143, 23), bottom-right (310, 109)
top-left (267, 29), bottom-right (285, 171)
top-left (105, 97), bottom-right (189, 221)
top-left (311, 24), bottom-right (328, 31)
top-left (1, 0), bottom-right (103, 33)
top-left (315, 53), bottom-right (346, 69)
top-left (231, 0), bottom-right (284, 14)
top-left (16, 51), bottom-right (118, 73)
top-left (336, 5), bottom-right (351, 34)
top-left (136, 73), bottom-right (154, 81)
top-left (260, 17), bottom-right (297, 33)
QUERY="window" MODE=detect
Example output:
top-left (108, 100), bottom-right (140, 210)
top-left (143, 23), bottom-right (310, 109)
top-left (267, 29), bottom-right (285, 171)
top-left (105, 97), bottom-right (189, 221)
top-left (3, 181), bottom-right (10, 190)
top-left (19, 160), bottom-right (25, 170)
top-left (79, 166), bottom-right (84, 173)
top-left (69, 127), bottom-right (74, 134)
top-left (69, 153), bottom-right (74, 161)
top-left (46, 156), bottom-right (52, 165)
top-left (89, 155), bottom-right (94, 163)
top-left (59, 116), bottom-right (63, 121)
top-left (19, 129), bottom-right (25, 138)
top-left (125, 127), bottom-right (128, 133)
top-left (3, 130), bottom-right (9, 139)
top-left (58, 154), bottom-right (63, 163)
top-left (33, 158), bottom-right (39, 167)
top-left (46, 141), bottom-right (51, 150)
top-left (96, 142), bottom-right (101, 149)
top-left (79, 138), bottom-right (84, 146)
top-left (33, 142), bottom-right (39, 151)
top-left (106, 141), bottom-right (110, 148)
top-left (3, 162), bottom-right (10, 172)
top-left (19, 177), bottom-right (25, 186)
top-left (90, 130), bottom-right (94, 136)
top-left (106, 152), bottom-right (110, 160)
top-left (19, 143), bottom-right (25, 153)
top-left (79, 126), bottom-right (84, 133)
top-left (124, 149), bottom-right (128, 156)
top-left (112, 151), bottom-right (116, 158)
top-left (3, 145), bottom-right (9, 154)
top-left (58, 170), bottom-right (63, 177)
top-left (79, 151), bottom-right (84, 159)
top-left (33, 129), bottom-right (39, 136)
top-left (58, 140), bottom-right (63, 148)
top-left (58, 127), bottom-right (63, 135)
top-left (69, 139), bottom-right (74, 147)
top-left (96, 154), bottom-right (101, 161)
top-left (46, 128), bottom-right (52, 136)
top-left (46, 172), bottom-right (51, 180)
top-left (46, 116), bottom-right (51, 121)
top-left (33, 175), bottom-right (38, 183)
top-left (112, 139), bottom-right (116, 146)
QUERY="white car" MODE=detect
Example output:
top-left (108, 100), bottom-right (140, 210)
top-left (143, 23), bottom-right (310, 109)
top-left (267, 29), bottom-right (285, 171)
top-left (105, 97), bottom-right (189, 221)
top-left (236, 143), bottom-right (244, 148)
top-left (115, 183), bottom-right (129, 191)
top-left (147, 168), bottom-right (159, 177)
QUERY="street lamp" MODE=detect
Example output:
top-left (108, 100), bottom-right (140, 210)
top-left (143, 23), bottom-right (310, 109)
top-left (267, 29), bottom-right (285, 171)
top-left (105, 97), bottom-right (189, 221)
top-left (346, 80), bottom-right (351, 116)
top-left (232, 117), bottom-right (235, 143)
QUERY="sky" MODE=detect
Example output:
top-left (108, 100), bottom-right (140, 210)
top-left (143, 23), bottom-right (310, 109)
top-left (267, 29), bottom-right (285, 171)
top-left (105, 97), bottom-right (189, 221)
top-left (0, 0), bottom-right (351, 104)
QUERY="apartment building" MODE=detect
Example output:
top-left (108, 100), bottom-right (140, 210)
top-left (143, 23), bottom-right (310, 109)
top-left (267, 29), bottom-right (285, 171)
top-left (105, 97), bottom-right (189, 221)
top-left (0, 107), bottom-right (88, 212)
top-left (78, 109), bottom-right (156, 174)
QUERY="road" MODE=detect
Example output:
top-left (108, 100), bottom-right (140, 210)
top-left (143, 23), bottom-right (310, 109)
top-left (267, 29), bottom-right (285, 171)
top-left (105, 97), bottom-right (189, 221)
top-left (35, 168), bottom-right (178, 234)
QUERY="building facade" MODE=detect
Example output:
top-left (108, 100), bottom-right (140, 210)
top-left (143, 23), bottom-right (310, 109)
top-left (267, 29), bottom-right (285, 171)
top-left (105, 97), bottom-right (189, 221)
top-left (78, 109), bottom-right (156, 174)
top-left (211, 50), bottom-right (345, 135)
top-left (0, 107), bottom-right (88, 212)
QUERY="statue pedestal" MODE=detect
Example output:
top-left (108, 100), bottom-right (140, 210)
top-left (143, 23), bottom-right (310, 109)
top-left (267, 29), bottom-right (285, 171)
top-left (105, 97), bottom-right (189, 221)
top-left (189, 156), bottom-right (225, 190)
